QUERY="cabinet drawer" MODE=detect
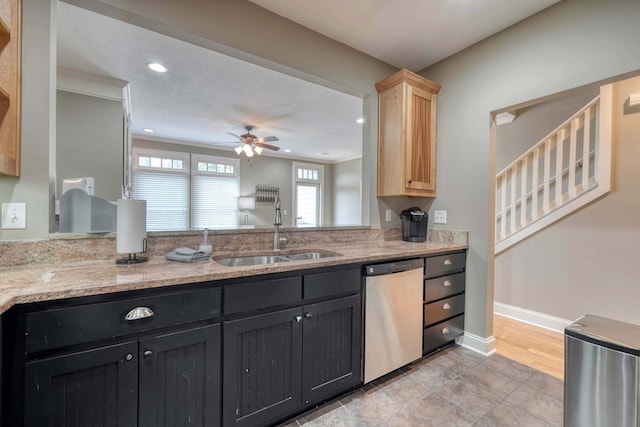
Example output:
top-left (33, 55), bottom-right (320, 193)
top-left (224, 276), bottom-right (302, 315)
top-left (424, 272), bottom-right (465, 303)
top-left (304, 268), bottom-right (361, 300)
top-left (424, 252), bottom-right (466, 278)
top-left (424, 294), bottom-right (465, 326)
top-left (25, 287), bottom-right (221, 354)
top-left (423, 315), bottom-right (464, 355)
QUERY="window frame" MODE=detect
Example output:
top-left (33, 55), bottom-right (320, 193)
top-left (292, 161), bottom-right (324, 227)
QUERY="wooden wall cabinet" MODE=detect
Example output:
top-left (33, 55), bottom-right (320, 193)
top-left (0, 0), bottom-right (20, 176)
top-left (376, 69), bottom-right (440, 197)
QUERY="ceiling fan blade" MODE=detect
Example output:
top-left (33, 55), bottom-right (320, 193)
top-left (255, 142), bottom-right (280, 151)
top-left (256, 136), bottom-right (279, 143)
top-left (227, 132), bottom-right (247, 142)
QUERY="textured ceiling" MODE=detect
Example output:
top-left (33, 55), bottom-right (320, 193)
top-left (56, 2), bottom-right (364, 163)
top-left (249, 0), bottom-right (561, 71)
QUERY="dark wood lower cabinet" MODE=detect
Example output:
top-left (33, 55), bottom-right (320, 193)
top-left (223, 295), bottom-right (362, 427)
top-left (24, 341), bottom-right (139, 427)
top-left (302, 295), bottom-right (361, 405)
top-left (139, 324), bottom-right (221, 427)
top-left (24, 324), bottom-right (221, 427)
top-left (223, 307), bottom-right (303, 427)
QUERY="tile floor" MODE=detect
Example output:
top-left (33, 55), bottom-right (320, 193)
top-left (280, 345), bottom-right (564, 426)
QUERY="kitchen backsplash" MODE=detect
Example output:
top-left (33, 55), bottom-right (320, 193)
top-left (0, 228), bottom-right (468, 267)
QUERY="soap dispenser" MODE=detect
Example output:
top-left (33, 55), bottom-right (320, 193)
top-left (199, 228), bottom-right (213, 255)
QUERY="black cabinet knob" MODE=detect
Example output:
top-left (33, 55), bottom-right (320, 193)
top-left (143, 350), bottom-right (153, 359)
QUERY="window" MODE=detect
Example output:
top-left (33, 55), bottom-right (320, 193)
top-left (292, 162), bottom-right (323, 227)
top-left (191, 154), bottom-right (239, 229)
top-left (132, 148), bottom-right (189, 231)
top-left (131, 148), bottom-right (239, 231)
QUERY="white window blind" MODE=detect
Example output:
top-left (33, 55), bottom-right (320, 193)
top-left (131, 171), bottom-right (189, 231)
top-left (191, 154), bottom-right (240, 229)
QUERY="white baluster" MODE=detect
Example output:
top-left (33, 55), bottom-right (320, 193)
top-left (531, 147), bottom-right (539, 220)
top-left (543, 138), bottom-right (551, 213)
top-left (520, 156), bottom-right (528, 227)
top-left (500, 174), bottom-right (507, 239)
top-left (569, 119), bottom-right (578, 197)
top-left (582, 106), bottom-right (591, 190)
top-left (555, 131), bottom-right (564, 206)
top-left (510, 166), bottom-right (517, 233)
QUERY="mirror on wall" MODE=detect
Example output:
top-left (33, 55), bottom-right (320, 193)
top-left (55, 1), bottom-right (364, 232)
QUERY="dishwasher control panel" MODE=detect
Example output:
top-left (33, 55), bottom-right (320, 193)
top-left (364, 258), bottom-right (424, 276)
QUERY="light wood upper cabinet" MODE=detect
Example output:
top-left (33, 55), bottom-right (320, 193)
top-left (376, 69), bottom-right (440, 197)
top-left (0, 0), bottom-right (21, 176)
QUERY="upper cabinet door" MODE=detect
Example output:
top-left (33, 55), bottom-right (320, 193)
top-left (0, 0), bottom-right (21, 176)
top-left (376, 69), bottom-right (440, 197)
top-left (405, 84), bottom-right (437, 194)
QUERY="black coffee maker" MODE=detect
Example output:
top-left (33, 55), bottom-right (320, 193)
top-left (400, 207), bottom-right (428, 242)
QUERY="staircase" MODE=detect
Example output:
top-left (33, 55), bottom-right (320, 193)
top-left (495, 84), bottom-right (613, 253)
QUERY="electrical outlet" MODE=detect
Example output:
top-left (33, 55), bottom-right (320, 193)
top-left (433, 210), bottom-right (447, 224)
top-left (2, 203), bottom-right (27, 229)
top-left (385, 209), bottom-right (392, 222)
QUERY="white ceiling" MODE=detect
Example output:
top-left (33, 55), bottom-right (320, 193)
top-left (249, 0), bottom-right (561, 71)
top-left (57, 0), bottom-right (561, 163)
top-left (56, 2), bottom-right (364, 163)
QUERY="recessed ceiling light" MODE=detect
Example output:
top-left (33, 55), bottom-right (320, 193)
top-left (356, 118), bottom-right (365, 124)
top-left (147, 62), bottom-right (167, 73)
top-left (284, 149), bottom-right (292, 153)
top-left (143, 128), bottom-right (155, 133)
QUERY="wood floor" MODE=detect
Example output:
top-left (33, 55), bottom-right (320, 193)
top-left (493, 314), bottom-right (565, 379)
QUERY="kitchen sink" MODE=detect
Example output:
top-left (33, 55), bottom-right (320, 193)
top-left (215, 255), bottom-right (290, 267)
top-left (215, 251), bottom-right (339, 267)
top-left (283, 252), bottom-right (335, 261)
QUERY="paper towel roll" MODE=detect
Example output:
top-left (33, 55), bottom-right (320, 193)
top-left (117, 199), bottom-right (147, 254)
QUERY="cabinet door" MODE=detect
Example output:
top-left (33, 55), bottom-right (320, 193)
top-left (223, 308), bottom-right (303, 427)
top-left (24, 341), bottom-right (138, 427)
top-left (139, 324), bottom-right (221, 427)
top-left (302, 295), bottom-right (362, 405)
top-left (405, 84), bottom-right (437, 195)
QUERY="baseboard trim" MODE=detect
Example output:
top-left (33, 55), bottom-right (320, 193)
top-left (494, 302), bottom-right (573, 333)
top-left (457, 332), bottom-right (497, 356)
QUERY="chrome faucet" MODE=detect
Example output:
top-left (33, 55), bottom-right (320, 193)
top-left (273, 196), bottom-right (288, 250)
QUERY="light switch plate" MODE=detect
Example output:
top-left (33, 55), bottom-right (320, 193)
top-left (385, 209), bottom-right (392, 222)
top-left (2, 203), bottom-right (27, 229)
top-left (433, 210), bottom-right (447, 224)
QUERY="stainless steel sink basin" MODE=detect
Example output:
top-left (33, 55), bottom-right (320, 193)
top-left (284, 252), bottom-right (335, 261)
top-left (215, 255), bottom-right (290, 267)
top-left (215, 251), bottom-right (339, 266)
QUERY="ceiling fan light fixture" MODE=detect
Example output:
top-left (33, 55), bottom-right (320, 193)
top-left (245, 149), bottom-right (254, 158)
top-left (242, 144), bottom-right (253, 154)
top-left (254, 146), bottom-right (263, 155)
top-left (234, 146), bottom-right (243, 155)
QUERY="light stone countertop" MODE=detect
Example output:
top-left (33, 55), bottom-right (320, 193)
top-left (0, 240), bottom-right (467, 315)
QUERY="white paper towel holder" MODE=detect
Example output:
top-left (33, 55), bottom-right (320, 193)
top-left (116, 198), bottom-right (149, 265)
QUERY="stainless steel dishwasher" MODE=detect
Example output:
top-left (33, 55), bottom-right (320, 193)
top-left (363, 258), bottom-right (424, 383)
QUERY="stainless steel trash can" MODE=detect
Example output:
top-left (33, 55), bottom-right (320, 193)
top-left (565, 314), bottom-right (640, 427)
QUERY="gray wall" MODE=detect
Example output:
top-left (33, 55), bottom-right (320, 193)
top-left (333, 158), bottom-right (362, 225)
top-left (421, 0), bottom-right (640, 338)
top-left (57, 90), bottom-right (123, 201)
top-left (495, 75), bottom-right (640, 325)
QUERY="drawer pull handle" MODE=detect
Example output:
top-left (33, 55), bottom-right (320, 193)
top-left (443, 259), bottom-right (453, 266)
top-left (125, 306), bottom-right (155, 321)
top-left (443, 303), bottom-right (451, 310)
top-left (442, 328), bottom-right (450, 334)
top-left (295, 315), bottom-right (303, 323)
top-left (305, 313), bottom-right (313, 318)
top-left (443, 280), bottom-right (452, 287)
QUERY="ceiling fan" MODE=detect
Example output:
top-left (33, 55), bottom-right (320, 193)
top-left (227, 125), bottom-right (280, 157)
